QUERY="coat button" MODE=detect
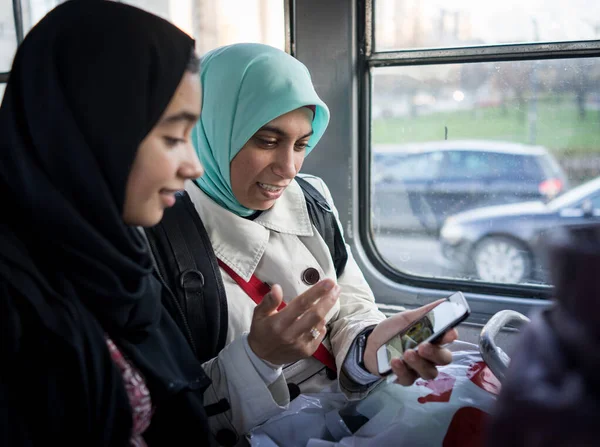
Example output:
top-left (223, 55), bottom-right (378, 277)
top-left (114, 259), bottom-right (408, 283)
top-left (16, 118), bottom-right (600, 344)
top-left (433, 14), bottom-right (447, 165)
top-left (301, 267), bottom-right (320, 285)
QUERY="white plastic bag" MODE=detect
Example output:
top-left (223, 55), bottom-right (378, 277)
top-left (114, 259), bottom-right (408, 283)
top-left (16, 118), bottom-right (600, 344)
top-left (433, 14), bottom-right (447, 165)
top-left (248, 341), bottom-right (500, 447)
top-left (246, 383), bottom-right (349, 447)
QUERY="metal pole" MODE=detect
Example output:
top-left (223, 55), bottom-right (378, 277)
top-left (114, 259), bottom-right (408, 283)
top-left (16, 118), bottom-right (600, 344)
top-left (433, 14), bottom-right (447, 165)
top-left (13, 0), bottom-right (24, 44)
top-left (528, 19), bottom-right (539, 145)
top-left (284, 0), bottom-right (295, 56)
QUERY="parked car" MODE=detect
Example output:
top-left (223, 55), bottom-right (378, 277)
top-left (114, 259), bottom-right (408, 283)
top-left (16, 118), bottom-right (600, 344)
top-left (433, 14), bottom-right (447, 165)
top-left (371, 140), bottom-right (569, 234)
top-left (439, 176), bottom-right (600, 284)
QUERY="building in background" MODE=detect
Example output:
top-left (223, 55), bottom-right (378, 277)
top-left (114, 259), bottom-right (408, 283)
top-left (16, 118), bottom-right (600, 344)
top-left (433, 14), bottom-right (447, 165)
top-left (123, 0), bottom-right (285, 55)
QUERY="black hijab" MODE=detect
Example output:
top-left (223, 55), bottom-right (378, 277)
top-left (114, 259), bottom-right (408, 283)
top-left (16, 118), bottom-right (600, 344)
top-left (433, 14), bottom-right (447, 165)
top-left (0, 0), bottom-right (193, 336)
top-left (0, 1), bottom-right (212, 445)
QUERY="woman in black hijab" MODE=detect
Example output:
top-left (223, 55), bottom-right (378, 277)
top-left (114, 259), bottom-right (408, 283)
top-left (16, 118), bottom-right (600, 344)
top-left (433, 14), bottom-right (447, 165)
top-left (0, 1), bottom-right (212, 445)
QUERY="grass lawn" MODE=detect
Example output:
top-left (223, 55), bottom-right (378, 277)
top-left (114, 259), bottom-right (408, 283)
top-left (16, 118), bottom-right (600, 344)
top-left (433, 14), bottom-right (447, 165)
top-left (372, 100), bottom-right (600, 156)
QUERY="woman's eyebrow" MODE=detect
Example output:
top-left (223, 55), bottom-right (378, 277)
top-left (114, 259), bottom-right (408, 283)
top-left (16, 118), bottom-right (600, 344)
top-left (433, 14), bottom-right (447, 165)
top-left (160, 111), bottom-right (199, 125)
top-left (258, 125), bottom-right (314, 139)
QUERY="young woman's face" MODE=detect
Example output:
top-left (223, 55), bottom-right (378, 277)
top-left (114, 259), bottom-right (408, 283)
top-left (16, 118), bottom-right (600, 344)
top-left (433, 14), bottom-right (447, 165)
top-left (230, 107), bottom-right (313, 211)
top-left (123, 71), bottom-right (203, 227)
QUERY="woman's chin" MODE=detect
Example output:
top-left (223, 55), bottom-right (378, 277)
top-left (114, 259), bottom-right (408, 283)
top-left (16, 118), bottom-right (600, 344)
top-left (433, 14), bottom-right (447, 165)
top-left (244, 197), bottom-right (276, 212)
top-left (124, 210), bottom-right (164, 228)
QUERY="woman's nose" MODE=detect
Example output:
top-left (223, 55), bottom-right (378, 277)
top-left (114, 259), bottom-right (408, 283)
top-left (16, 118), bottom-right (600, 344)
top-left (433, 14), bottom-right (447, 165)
top-left (181, 144), bottom-right (204, 180)
top-left (272, 145), bottom-right (297, 178)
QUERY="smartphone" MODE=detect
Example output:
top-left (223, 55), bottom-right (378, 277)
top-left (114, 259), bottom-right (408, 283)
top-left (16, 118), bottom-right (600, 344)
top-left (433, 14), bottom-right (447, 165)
top-left (376, 291), bottom-right (470, 375)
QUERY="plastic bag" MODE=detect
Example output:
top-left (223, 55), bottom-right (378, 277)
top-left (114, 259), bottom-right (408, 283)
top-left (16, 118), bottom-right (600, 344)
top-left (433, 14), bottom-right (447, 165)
top-left (247, 341), bottom-right (499, 447)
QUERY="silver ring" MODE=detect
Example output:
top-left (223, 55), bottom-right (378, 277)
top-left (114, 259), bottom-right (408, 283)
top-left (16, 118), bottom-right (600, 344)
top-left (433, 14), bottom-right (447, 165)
top-left (309, 327), bottom-right (321, 340)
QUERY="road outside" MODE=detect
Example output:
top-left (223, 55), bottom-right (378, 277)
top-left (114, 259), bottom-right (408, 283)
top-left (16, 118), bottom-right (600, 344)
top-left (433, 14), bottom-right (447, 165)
top-left (373, 233), bottom-right (469, 280)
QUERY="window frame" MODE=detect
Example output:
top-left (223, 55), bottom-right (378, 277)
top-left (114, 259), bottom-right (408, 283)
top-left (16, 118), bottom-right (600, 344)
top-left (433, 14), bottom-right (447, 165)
top-left (1, 0), bottom-right (23, 82)
top-left (3, 0), bottom-right (596, 321)
top-left (284, 0), bottom-right (295, 56)
top-left (0, 0), bottom-right (295, 86)
top-left (358, 0), bottom-right (600, 301)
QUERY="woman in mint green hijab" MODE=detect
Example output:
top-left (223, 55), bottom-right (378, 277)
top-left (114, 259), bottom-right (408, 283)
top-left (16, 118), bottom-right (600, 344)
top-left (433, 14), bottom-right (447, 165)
top-left (180, 43), bottom-right (457, 440)
top-left (192, 43), bottom-right (330, 216)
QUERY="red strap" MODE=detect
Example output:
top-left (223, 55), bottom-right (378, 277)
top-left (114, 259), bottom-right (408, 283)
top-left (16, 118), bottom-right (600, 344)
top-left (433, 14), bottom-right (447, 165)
top-left (217, 259), bottom-right (337, 372)
top-left (312, 343), bottom-right (337, 372)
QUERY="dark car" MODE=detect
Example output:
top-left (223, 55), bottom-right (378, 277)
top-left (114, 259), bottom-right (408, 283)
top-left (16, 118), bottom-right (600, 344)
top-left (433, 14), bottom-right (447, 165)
top-left (371, 140), bottom-right (568, 234)
top-left (439, 176), bottom-right (600, 284)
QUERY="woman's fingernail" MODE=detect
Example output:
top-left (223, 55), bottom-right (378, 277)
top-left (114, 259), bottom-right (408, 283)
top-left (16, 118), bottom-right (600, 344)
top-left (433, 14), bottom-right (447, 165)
top-left (322, 280), bottom-right (335, 291)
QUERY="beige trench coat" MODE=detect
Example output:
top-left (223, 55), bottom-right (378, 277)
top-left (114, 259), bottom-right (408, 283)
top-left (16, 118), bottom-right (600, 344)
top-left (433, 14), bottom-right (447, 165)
top-left (186, 175), bottom-right (386, 443)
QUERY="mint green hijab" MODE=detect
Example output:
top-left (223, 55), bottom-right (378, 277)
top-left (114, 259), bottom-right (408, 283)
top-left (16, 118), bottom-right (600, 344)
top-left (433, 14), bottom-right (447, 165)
top-left (192, 43), bottom-right (330, 217)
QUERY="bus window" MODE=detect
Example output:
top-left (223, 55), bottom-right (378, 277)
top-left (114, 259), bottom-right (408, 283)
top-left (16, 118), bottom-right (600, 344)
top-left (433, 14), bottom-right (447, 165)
top-left (1, 0), bottom-right (17, 72)
top-left (367, 1), bottom-right (600, 289)
top-left (22, 0), bottom-right (64, 34)
top-left (1, 0), bottom-right (67, 101)
top-left (375, 0), bottom-right (600, 52)
top-left (1, 0), bottom-right (286, 101)
top-left (121, 0), bottom-right (285, 55)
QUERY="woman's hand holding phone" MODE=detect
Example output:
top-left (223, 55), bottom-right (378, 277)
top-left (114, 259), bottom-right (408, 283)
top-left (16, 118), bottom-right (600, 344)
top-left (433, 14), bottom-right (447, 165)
top-left (363, 300), bottom-right (458, 386)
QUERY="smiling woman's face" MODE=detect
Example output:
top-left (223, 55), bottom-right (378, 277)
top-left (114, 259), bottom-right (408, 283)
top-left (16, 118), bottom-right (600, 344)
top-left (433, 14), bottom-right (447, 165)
top-left (122, 71), bottom-right (204, 227)
top-left (229, 107), bottom-right (313, 211)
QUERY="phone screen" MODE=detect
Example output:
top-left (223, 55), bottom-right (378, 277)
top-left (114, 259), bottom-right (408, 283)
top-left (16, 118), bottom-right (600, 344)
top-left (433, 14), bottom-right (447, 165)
top-left (378, 292), bottom-right (469, 373)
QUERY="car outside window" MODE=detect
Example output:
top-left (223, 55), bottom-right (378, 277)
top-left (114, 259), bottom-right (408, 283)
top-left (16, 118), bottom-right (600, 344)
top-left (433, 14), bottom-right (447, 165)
top-left (383, 151), bottom-right (441, 181)
top-left (441, 151), bottom-right (492, 179)
top-left (368, 1), bottom-right (600, 290)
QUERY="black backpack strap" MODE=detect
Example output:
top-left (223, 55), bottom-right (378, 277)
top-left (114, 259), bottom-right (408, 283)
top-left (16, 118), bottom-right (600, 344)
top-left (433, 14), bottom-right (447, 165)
top-left (146, 178), bottom-right (345, 355)
top-left (144, 191), bottom-right (228, 364)
top-left (295, 176), bottom-right (348, 278)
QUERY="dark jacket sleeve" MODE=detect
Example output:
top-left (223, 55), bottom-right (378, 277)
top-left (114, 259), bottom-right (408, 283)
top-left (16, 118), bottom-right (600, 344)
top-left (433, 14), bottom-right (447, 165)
top-left (0, 279), bottom-right (132, 446)
top-left (487, 310), bottom-right (600, 447)
top-left (0, 281), bottom-right (32, 446)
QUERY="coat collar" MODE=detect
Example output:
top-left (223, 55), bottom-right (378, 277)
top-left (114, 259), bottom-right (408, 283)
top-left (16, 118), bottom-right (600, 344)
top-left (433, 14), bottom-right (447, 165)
top-left (185, 179), bottom-right (314, 281)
